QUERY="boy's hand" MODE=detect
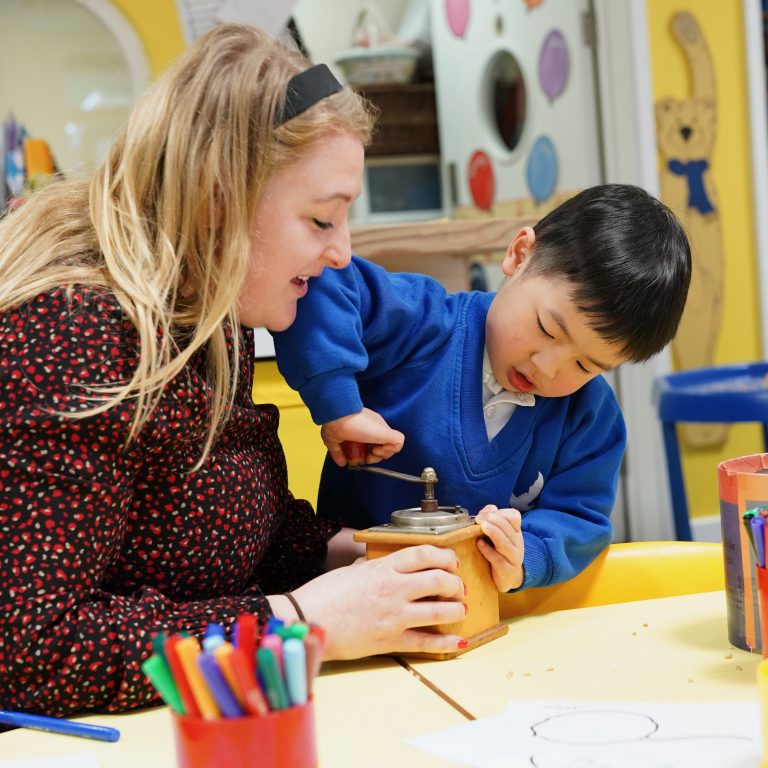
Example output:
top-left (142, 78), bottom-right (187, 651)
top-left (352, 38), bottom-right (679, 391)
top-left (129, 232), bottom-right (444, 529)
top-left (475, 505), bottom-right (524, 592)
top-left (321, 408), bottom-right (405, 467)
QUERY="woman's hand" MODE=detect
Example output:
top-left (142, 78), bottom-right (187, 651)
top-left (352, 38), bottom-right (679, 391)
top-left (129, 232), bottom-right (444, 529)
top-left (288, 545), bottom-right (467, 660)
top-left (475, 505), bottom-right (524, 592)
top-left (321, 407), bottom-right (404, 467)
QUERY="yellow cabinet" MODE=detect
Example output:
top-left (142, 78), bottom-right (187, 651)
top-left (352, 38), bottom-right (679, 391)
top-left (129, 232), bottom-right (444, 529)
top-left (252, 360), bottom-right (325, 507)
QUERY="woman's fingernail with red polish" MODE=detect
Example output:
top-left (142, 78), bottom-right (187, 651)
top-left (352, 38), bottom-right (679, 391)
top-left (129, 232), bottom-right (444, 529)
top-left (457, 639), bottom-right (468, 649)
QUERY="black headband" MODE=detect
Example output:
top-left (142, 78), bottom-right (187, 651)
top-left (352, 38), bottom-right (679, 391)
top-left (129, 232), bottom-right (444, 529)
top-left (276, 64), bottom-right (344, 126)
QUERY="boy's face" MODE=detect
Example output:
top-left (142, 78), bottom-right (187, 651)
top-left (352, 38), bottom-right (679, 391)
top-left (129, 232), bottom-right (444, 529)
top-left (485, 227), bottom-right (627, 398)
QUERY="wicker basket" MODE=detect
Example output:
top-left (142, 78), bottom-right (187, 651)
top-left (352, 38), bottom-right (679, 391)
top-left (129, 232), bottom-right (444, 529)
top-left (335, 5), bottom-right (419, 86)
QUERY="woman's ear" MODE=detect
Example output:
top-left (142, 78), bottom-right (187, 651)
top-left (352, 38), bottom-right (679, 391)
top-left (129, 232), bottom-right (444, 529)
top-left (501, 226), bottom-right (536, 276)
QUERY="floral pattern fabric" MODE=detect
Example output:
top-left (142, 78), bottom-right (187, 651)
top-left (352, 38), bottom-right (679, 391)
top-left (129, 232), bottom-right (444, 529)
top-left (0, 287), bottom-right (337, 717)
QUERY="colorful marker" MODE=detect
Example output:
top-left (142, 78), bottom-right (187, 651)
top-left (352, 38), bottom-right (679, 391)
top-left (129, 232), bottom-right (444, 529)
top-left (283, 637), bottom-right (308, 705)
top-left (753, 515), bottom-right (766, 568)
top-left (197, 653), bottom-right (243, 718)
top-left (143, 620), bottom-right (322, 719)
top-left (260, 632), bottom-right (284, 675)
top-left (275, 622), bottom-right (310, 641)
top-left (164, 634), bottom-right (201, 718)
top-left (152, 631), bottom-right (171, 666)
top-left (141, 653), bottom-right (185, 714)
top-left (228, 647), bottom-right (269, 716)
top-left (303, 633), bottom-right (322, 696)
top-left (212, 643), bottom-right (245, 708)
top-left (234, 614), bottom-right (257, 678)
top-left (202, 633), bottom-right (225, 652)
top-left (308, 623), bottom-right (326, 648)
top-left (175, 636), bottom-right (220, 719)
top-left (264, 616), bottom-right (285, 635)
top-left (257, 647), bottom-right (290, 710)
top-left (204, 622), bottom-right (225, 641)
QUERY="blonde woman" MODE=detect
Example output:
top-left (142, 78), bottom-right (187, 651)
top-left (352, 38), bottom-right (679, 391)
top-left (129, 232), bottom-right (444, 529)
top-left (0, 23), bottom-right (464, 718)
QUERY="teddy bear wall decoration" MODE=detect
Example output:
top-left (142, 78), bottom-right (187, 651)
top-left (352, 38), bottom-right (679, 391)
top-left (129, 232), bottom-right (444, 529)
top-left (655, 11), bottom-right (725, 449)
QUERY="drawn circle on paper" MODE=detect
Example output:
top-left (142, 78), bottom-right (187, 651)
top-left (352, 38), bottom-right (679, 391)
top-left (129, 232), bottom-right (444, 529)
top-left (486, 49), bottom-right (527, 152)
top-left (525, 135), bottom-right (558, 203)
top-left (531, 710), bottom-right (659, 744)
top-left (445, 0), bottom-right (470, 38)
top-left (467, 150), bottom-right (494, 211)
top-left (538, 28), bottom-right (570, 103)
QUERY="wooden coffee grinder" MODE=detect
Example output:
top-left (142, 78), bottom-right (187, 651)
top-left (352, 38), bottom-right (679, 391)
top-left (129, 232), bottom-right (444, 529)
top-left (351, 465), bottom-right (508, 659)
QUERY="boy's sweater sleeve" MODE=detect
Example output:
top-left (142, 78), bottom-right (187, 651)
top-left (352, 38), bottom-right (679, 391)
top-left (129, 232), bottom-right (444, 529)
top-left (518, 384), bottom-right (626, 589)
top-left (273, 256), bottom-right (459, 424)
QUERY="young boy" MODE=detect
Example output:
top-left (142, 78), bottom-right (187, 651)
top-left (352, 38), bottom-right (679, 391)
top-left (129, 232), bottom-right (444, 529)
top-left (272, 184), bottom-right (691, 593)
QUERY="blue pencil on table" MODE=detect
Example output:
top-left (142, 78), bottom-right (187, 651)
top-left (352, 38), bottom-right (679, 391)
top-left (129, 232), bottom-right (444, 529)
top-left (0, 710), bottom-right (120, 742)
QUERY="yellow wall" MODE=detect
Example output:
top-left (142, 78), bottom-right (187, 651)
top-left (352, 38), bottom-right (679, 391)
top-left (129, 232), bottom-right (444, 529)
top-left (647, 0), bottom-right (763, 519)
top-left (110, 0), bottom-right (185, 76)
top-left (252, 362), bottom-right (326, 506)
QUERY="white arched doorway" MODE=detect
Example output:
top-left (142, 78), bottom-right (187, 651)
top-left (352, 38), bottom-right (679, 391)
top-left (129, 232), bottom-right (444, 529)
top-left (0, 0), bottom-right (149, 179)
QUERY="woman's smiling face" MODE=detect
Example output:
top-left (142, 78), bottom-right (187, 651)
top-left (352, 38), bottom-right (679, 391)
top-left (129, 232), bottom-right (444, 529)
top-left (238, 130), bottom-right (364, 330)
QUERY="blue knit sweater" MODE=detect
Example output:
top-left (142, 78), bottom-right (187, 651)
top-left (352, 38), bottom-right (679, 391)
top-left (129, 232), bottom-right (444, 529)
top-left (273, 256), bottom-right (625, 589)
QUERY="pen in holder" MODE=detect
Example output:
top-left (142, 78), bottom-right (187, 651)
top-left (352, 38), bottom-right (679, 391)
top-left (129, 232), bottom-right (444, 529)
top-left (143, 618), bottom-right (322, 768)
top-left (743, 505), bottom-right (768, 662)
top-left (718, 454), bottom-right (768, 653)
top-left (351, 462), bottom-right (508, 660)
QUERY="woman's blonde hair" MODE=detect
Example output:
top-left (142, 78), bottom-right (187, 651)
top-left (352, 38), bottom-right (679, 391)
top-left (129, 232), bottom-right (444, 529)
top-left (0, 23), bottom-right (374, 464)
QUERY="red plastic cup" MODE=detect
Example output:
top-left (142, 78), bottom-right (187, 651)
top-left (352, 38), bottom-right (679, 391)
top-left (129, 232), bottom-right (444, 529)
top-left (172, 700), bottom-right (316, 768)
top-left (758, 567), bottom-right (768, 660)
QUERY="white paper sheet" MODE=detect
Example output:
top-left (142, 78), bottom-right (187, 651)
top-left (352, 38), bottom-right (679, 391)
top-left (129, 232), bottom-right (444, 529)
top-left (406, 699), bottom-right (761, 767)
top-left (0, 755), bottom-right (98, 768)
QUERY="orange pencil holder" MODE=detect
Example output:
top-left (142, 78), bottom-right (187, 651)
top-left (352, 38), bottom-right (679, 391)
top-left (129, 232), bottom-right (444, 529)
top-left (717, 454), bottom-right (768, 652)
top-left (172, 700), bottom-right (316, 768)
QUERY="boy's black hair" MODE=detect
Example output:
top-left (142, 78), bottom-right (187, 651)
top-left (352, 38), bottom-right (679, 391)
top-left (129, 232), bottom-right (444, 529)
top-left (528, 183), bottom-right (691, 362)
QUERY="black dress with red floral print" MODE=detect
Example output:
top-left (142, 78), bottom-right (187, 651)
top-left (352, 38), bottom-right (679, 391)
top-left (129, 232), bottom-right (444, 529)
top-left (0, 287), bottom-right (338, 717)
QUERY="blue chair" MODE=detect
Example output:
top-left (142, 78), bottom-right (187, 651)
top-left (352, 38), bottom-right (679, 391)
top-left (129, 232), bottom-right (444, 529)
top-left (652, 362), bottom-right (768, 541)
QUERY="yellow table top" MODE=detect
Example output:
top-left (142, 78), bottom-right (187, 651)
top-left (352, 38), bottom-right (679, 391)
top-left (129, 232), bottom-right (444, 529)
top-left (0, 656), bottom-right (464, 768)
top-left (1, 591), bottom-right (759, 767)
top-left (409, 590), bottom-right (760, 719)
